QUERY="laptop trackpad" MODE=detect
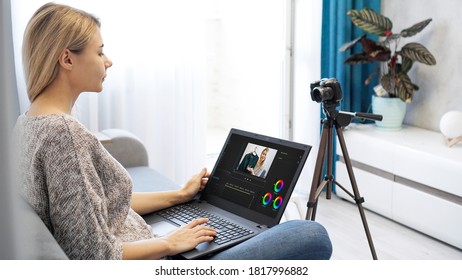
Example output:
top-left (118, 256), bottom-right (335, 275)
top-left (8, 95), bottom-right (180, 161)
top-left (152, 221), bottom-right (211, 250)
top-left (151, 221), bottom-right (178, 236)
top-left (195, 241), bottom-right (212, 252)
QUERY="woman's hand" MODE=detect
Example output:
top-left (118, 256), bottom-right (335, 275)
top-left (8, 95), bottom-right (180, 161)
top-left (178, 168), bottom-right (210, 203)
top-left (122, 218), bottom-right (216, 259)
top-left (161, 218), bottom-right (217, 255)
top-left (131, 168), bottom-right (210, 215)
top-left (246, 166), bottom-right (255, 175)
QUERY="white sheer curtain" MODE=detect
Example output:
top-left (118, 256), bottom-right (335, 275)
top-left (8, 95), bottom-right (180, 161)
top-left (11, 0), bottom-right (208, 184)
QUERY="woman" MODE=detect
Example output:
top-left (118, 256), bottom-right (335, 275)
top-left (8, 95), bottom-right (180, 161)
top-left (15, 3), bottom-right (332, 260)
top-left (247, 147), bottom-right (269, 178)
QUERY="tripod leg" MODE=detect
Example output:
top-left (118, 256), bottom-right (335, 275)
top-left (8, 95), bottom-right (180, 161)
top-left (305, 122), bottom-right (330, 220)
top-left (326, 124), bottom-right (333, 200)
top-left (336, 126), bottom-right (378, 260)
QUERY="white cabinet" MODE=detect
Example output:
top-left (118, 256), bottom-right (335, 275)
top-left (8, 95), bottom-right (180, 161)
top-left (335, 124), bottom-right (462, 249)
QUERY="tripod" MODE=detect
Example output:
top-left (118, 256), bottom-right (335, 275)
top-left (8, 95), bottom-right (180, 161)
top-left (305, 100), bottom-right (382, 260)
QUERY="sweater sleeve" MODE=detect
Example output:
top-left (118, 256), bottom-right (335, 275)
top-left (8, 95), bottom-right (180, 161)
top-left (42, 118), bottom-right (126, 260)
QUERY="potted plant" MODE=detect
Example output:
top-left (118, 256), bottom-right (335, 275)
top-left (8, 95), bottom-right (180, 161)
top-left (340, 8), bottom-right (436, 130)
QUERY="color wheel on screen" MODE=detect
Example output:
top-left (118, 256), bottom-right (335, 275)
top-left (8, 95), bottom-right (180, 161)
top-left (274, 179), bottom-right (284, 193)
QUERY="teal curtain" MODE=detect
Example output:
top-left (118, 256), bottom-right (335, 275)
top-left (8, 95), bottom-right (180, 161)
top-left (321, 0), bottom-right (381, 114)
top-left (318, 0), bottom-right (381, 193)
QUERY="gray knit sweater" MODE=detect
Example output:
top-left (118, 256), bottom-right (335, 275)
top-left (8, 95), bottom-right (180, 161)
top-left (14, 114), bottom-right (154, 259)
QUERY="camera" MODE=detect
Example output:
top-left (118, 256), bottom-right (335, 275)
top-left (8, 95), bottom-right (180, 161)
top-left (310, 78), bottom-right (343, 103)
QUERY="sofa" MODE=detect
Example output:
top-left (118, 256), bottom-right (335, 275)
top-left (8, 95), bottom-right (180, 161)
top-left (18, 128), bottom-right (180, 259)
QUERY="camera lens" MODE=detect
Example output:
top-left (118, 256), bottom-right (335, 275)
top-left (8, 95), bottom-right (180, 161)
top-left (312, 87), bottom-right (334, 102)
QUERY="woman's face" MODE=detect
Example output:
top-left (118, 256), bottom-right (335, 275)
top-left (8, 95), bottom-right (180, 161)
top-left (260, 149), bottom-right (267, 161)
top-left (69, 28), bottom-right (112, 93)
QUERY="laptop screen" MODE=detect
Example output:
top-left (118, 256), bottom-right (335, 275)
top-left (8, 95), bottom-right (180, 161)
top-left (201, 128), bottom-right (311, 227)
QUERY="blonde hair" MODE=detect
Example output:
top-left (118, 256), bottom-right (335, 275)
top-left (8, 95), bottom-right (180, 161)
top-left (22, 3), bottom-right (101, 102)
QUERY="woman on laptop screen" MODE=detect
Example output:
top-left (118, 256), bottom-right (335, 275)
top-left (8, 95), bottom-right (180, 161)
top-left (237, 145), bottom-right (274, 179)
top-left (14, 2), bottom-right (332, 260)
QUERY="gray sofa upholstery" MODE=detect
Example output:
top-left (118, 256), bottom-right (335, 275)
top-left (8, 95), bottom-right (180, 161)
top-left (18, 128), bottom-right (180, 259)
top-left (100, 129), bottom-right (180, 192)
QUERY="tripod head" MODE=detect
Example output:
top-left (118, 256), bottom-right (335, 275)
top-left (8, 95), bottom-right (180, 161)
top-left (310, 78), bottom-right (383, 127)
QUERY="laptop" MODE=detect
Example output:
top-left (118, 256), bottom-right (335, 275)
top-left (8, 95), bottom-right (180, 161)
top-left (143, 128), bottom-right (311, 259)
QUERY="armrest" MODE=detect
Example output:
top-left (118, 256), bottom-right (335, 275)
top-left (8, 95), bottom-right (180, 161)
top-left (17, 198), bottom-right (69, 259)
top-left (99, 129), bottom-right (149, 168)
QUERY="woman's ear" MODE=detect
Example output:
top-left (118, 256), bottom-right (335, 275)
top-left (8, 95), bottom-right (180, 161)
top-left (58, 49), bottom-right (73, 70)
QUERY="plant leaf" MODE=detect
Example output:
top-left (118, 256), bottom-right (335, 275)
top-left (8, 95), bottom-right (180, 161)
top-left (400, 19), bottom-right (432, 37)
top-left (401, 57), bottom-right (413, 73)
top-left (344, 53), bottom-right (371, 64)
top-left (359, 36), bottom-right (391, 61)
top-left (380, 72), bottom-right (395, 94)
top-left (397, 73), bottom-right (414, 102)
top-left (399, 42), bottom-right (436, 65)
top-left (347, 8), bottom-right (393, 36)
top-left (339, 36), bottom-right (363, 52)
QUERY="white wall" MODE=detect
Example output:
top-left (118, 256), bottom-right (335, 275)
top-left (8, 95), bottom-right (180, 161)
top-left (382, 0), bottom-right (462, 131)
top-left (205, 0), bottom-right (286, 141)
top-left (291, 0), bottom-right (322, 195)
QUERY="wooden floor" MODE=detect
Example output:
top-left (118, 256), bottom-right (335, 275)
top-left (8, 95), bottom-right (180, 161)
top-left (295, 194), bottom-right (462, 260)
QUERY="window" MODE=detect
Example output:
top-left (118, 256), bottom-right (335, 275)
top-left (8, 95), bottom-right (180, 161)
top-left (205, 0), bottom-right (292, 160)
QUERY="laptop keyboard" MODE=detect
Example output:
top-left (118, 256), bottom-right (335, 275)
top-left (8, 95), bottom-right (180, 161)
top-left (157, 204), bottom-right (255, 245)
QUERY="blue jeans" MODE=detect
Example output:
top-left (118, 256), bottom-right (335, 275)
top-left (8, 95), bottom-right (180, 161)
top-left (204, 220), bottom-right (332, 260)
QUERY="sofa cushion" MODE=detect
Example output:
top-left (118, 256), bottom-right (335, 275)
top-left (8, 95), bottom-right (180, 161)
top-left (100, 129), bottom-right (149, 168)
top-left (17, 199), bottom-right (68, 259)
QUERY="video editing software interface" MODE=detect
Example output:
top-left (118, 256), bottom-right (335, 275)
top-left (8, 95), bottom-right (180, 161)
top-left (204, 132), bottom-right (308, 220)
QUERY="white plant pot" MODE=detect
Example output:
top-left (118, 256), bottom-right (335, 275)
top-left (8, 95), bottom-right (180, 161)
top-left (371, 95), bottom-right (407, 131)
